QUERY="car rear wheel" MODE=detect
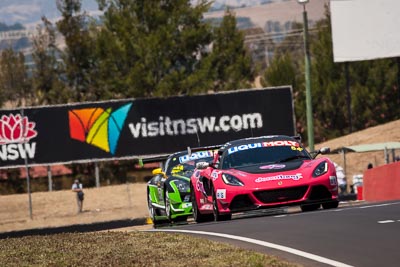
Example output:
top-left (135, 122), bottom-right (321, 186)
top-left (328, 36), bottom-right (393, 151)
top-left (212, 185), bottom-right (231, 221)
top-left (300, 203), bottom-right (320, 212)
top-left (191, 183), bottom-right (214, 223)
top-left (322, 200), bottom-right (339, 209)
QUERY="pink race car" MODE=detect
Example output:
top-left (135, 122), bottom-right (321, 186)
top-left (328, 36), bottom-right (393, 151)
top-left (190, 135), bottom-right (339, 222)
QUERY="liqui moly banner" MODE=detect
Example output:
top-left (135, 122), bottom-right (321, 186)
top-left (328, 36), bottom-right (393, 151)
top-left (0, 87), bottom-right (295, 168)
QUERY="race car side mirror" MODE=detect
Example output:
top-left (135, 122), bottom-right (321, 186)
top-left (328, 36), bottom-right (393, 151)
top-left (152, 168), bottom-right (167, 178)
top-left (319, 147), bottom-right (330, 154)
top-left (311, 147), bottom-right (331, 159)
top-left (196, 161), bottom-right (210, 169)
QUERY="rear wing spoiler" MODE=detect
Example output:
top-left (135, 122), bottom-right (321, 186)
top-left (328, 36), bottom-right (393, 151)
top-left (135, 144), bottom-right (223, 167)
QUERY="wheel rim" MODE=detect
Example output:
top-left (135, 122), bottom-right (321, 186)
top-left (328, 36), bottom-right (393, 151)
top-left (148, 196), bottom-right (155, 220)
top-left (165, 193), bottom-right (171, 219)
top-left (212, 191), bottom-right (218, 219)
top-left (191, 189), bottom-right (198, 221)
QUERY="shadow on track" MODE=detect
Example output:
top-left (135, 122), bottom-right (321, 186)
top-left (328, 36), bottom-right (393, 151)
top-left (0, 217), bottom-right (147, 239)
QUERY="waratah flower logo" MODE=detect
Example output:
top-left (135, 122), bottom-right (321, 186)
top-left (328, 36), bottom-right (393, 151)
top-left (0, 114), bottom-right (38, 145)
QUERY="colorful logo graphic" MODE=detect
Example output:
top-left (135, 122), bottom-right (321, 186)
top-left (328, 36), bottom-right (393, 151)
top-left (0, 114), bottom-right (37, 144)
top-left (68, 103), bottom-right (132, 154)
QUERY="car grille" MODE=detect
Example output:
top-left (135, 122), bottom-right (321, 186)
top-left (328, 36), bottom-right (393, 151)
top-left (253, 186), bottom-right (308, 204)
top-left (308, 185), bottom-right (332, 200)
top-left (229, 194), bottom-right (257, 211)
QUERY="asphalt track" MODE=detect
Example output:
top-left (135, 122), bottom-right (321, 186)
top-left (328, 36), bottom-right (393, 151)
top-left (2, 200), bottom-right (400, 267)
top-left (151, 201), bottom-right (400, 267)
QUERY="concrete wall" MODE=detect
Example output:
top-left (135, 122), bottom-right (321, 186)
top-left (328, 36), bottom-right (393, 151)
top-left (363, 161), bottom-right (400, 201)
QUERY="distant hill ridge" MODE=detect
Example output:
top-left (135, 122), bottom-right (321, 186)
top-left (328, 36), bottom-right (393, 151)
top-left (0, 0), bottom-right (324, 28)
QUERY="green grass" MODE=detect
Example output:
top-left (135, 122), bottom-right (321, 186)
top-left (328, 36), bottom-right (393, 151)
top-left (0, 231), bottom-right (301, 267)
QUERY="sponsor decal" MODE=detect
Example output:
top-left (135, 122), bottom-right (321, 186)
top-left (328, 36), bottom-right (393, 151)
top-left (179, 150), bottom-right (214, 163)
top-left (259, 164), bottom-right (286, 170)
top-left (196, 178), bottom-right (204, 192)
top-left (228, 140), bottom-right (300, 154)
top-left (255, 173), bottom-right (303, 183)
top-left (216, 189), bottom-right (226, 199)
top-left (0, 114), bottom-right (37, 161)
top-left (68, 103), bottom-right (132, 155)
top-left (211, 170), bottom-right (220, 181)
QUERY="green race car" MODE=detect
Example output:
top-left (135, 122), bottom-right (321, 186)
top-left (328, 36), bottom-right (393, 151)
top-left (147, 149), bottom-right (216, 225)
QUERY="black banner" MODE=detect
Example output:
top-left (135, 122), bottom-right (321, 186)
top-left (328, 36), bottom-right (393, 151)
top-left (0, 87), bottom-right (295, 168)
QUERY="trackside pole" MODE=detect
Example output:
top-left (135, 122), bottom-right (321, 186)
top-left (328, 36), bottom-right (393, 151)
top-left (22, 108), bottom-right (33, 220)
top-left (47, 165), bottom-right (53, 192)
top-left (95, 162), bottom-right (100, 187)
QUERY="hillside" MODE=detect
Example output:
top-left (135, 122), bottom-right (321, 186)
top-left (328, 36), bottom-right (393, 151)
top-left (316, 119), bottom-right (400, 184)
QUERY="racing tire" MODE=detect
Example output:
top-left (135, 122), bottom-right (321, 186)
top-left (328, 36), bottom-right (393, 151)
top-left (300, 203), bottom-right (320, 212)
top-left (191, 184), bottom-right (214, 223)
top-left (322, 200), bottom-right (339, 209)
top-left (165, 192), bottom-right (172, 222)
top-left (147, 193), bottom-right (162, 226)
top-left (212, 185), bottom-right (232, 221)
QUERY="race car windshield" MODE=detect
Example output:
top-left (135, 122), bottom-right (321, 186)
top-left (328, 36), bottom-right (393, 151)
top-left (165, 151), bottom-right (215, 175)
top-left (221, 144), bottom-right (311, 169)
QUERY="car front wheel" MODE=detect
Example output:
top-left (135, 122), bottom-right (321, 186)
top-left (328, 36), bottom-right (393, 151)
top-left (212, 185), bottom-right (231, 221)
top-left (147, 193), bottom-right (162, 226)
top-left (300, 203), bottom-right (320, 212)
top-left (191, 183), bottom-right (214, 223)
top-left (322, 200), bottom-right (339, 209)
top-left (165, 192), bottom-right (172, 222)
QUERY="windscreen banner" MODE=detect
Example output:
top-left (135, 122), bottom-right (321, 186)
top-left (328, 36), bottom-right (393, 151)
top-left (0, 87), bottom-right (295, 168)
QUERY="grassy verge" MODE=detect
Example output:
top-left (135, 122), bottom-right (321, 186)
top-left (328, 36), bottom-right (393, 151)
top-left (0, 231), bottom-right (301, 267)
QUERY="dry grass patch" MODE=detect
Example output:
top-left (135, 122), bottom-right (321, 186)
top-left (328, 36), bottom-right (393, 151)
top-left (0, 231), bottom-right (301, 267)
top-left (0, 183), bottom-right (149, 233)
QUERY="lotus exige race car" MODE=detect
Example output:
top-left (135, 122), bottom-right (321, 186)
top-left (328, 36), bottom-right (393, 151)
top-left (147, 149), bottom-right (216, 225)
top-left (190, 135), bottom-right (339, 222)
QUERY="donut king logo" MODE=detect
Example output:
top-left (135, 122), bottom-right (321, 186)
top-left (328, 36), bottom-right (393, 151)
top-left (0, 114), bottom-right (38, 161)
top-left (68, 103), bottom-right (132, 155)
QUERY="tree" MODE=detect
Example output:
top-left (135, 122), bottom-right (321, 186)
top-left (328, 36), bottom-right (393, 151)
top-left (93, 0), bottom-right (215, 97)
top-left (0, 48), bottom-right (31, 107)
top-left (206, 9), bottom-right (254, 92)
top-left (31, 16), bottom-right (69, 104)
top-left (56, 0), bottom-right (97, 101)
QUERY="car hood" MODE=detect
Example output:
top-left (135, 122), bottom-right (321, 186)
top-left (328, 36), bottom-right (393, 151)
top-left (233, 161), bottom-right (305, 174)
top-left (221, 159), bottom-right (332, 187)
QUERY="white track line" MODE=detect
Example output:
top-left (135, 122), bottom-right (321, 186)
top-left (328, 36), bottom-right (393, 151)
top-left (378, 220), bottom-right (395, 224)
top-left (148, 229), bottom-right (354, 267)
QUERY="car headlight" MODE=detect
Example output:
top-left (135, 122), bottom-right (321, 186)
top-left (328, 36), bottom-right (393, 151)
top-left (313, 161), bottom-right (328, 177)
top-left (173, 179), bottom-right (190, 192)
top-left (222, 173), bottom-right (244, 186)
